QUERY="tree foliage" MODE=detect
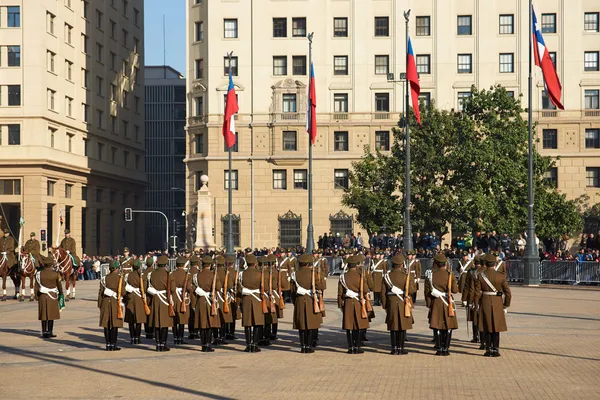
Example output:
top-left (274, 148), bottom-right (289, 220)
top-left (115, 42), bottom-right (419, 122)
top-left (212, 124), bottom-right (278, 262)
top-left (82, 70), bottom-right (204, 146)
top-left (343, 85), bottom-right (583, 239)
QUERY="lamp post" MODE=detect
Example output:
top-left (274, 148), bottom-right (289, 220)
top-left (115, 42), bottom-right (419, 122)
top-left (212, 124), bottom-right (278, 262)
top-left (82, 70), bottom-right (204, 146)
top-left (402, 10), bottom-right (414, 251)
top-left (306, 32), bottom-right (315, 253)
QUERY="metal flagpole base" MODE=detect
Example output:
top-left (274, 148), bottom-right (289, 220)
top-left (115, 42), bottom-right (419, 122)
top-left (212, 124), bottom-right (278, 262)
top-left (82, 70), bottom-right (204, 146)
top-left (522, 253), bottom-right (540, 286)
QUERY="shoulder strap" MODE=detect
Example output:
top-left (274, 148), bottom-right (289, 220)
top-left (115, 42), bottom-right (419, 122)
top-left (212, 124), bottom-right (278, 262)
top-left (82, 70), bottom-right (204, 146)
top-left (480, 271), bottom-right (497, 293)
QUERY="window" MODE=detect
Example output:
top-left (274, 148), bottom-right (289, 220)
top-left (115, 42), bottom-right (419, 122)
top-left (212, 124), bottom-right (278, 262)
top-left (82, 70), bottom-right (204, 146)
top-left (334, 17), bottom-right (348, 37)
top-left (334, 169), bottom-right (349, 189)
top-left (66, 97), bottom-right (73, 117)
top-left (97, 143), bottom-right (105, 161)
top-left (282, 94), bottom-right (297, 113)
top-left (499, 14), bottom-right (514, 34)
top-left (542, 13), bottom-right (556, 33)
top-left (110, 20), bottom-right (116, 38)
top-left (133, 37), bottom-right (140, 53)
top-left (278, 211), bottom-right (301, 248)
top-left (0, 179), bottom-right (21, 195)
top-left (334, 56), bottom-right (348, 75)
top-left (273, 56), bottom-right (287, 75)
top-left (457, 15), bottom-right (472, 35)
top-left (334, 131), bottom-right (349, 151)
top-left (293, 56), bottom-right (307, 75)
top-left (273, 170), bottom-right (287, 190)
top-left (122, 120), bottom-right (129, 137)
top-left (549, 52), bottom-right (557, 67)
top-left (110, 146), bottom-right (117, 163)
top-left (122, 91), bottom-right (129, 108)
top-left (374, 17), bottom-right (389, 36)
top-left (47, 51), bottom-right (55, 72)
top-left (544, 168), bottom-right (558, 188)
top-left (82, 34), bottom-right (88, 53)
top-left (334, 93), bottom-right (348, 113)
top-left (419, 92), bottom-right (431, 107)
top-left (224, 19), bottom-right (238, 38)
top-left (47, 181), bottom-right (56, 197)
top-left (542, 129), bottom-right (557, 149)
top-left (49, 127), bottom-right (56, 148)
top-left (224, 170), bottom-right (238, 190)
top-left (7, 85), bottom-right (20, 106)
top-left (122, 0), bottom-right (128, 16)
top-left (110, 116), bottom-right (117, 133)
top-left (96, 188), bottom-right (103, 202)
top-left (375, 93), bottom-right (390, 112)
top-left (134, 7), bottom-right (139, 26)
top-left (273, 18), bottom-right (287, 37)
top-left (458, 54), bottom-right (472, 73)
top-left (585, 90), bottom-right (600, 109)
top-left (542, 90), bottom-right (557, 110)
top-left (224, 56), bottom-right (238, 76)
top-left (457, 92), bottom-right (472, 110)
top-left (82, 103), bottom-right (89, 122)
top-left (585, 129), bottom-right (600, 148)
top-left (585, 12), bottom-right (599, 32)
top-left (195, 134), bottom-right (204, 154)
top-left (134, 96), bottom-right (140, 113)
top-left (65, 24), bottom-right (73, 44)
top-left (375, 131), bottom-right (390, 151)
top-left (416, 55), bottom-right (430, 74)
top-left (96, 43), bottom-right (103, 63)
top-left (47, 89), bottom-right (56, 110)
top-left (283, 131), bottom-right (297, 151)
top-left (292, 17), bottom-right (306, 37)
top-left (122, 59), bottom-right (129, 75)
top-left (195, 21), bottom-right (204, 41)
top-left (110, 52), bottom-right (116, 71)
top-left (294, 170), bottom-right (307, 189)
top-left (82, 68), bottom-right (89, 88)
top-left (587, 168), bottom-right (600, 187)
top-left (124, 151), bottom-right (130, 167)
top-left (96, 10), bottom-right (103, 29)
top-left (97, 109), bottom-right (104, 129)
top-left (330, 211), bottom-right (353, 237)
top-left (499, 53), bottom-right (514, 73)
top-left (416, 16), bottom-right (430, 36)
top-left (221, 215), bottom-right (241, 247)
top-left (82, 186), bottom-right (87, 201)
top-left (134, 125), bottom-right (140, 142)
top-left (96, 76), bottom-right (103, 96)
top-left (223, 132), bottom-right (238, 152)
top-left (195, 96), bottom-right (204, 116)
top-left (47, 12), bottom-right (55, 34)
top-left (375, 55), bottom-right (389, 75)
top-left (65, 184), bottom-right (73, 198)
top-left (8, 46), bottom-right (20, 67)
top-left (7, 6), bottom-right (20, 27)
top-left (122, 29), bottom-right (128, 47)
top-left (584, 51), bottom-right (599, 71)
top-left (65, 60), bottom-right (73, 80)
top-left (8, 124), bottom-right (20, 145)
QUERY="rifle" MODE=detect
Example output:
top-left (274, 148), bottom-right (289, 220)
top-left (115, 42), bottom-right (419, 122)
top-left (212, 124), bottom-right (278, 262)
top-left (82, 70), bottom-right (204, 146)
top-left (269, 265), bottom-right (276, 313)
top-left (404, 261), bottom-right (413, 317)
top-left (210, 266), bottom-right (218, 316)
top-left (139, 270), bottom-right (151, 316)
top-left (277, 261), bottom-right (285, 309)
top-left (261, 267), bottom-right (269, 314)
top-left (117, 272), bottom-right (124, 319)
top-left (316, 260), bottom-right (325, 311)
top-left (223, 268), bottom-right (230, 314)
top-left (360, 268), bottom-right (368, 319)
top-left (180, 270), bottom-right (189, 314)
top-left (447, 263), bottom-right (455, 317)
top-left (167, 271), bottom-right (175, 317)
top-left (365, 265), bottom-right (373, 313)
top-left (312, 262), bottom-right (321, 314)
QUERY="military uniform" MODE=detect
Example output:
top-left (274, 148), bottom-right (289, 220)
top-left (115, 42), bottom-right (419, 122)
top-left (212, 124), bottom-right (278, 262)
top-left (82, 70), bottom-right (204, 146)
top-left (370, 253), bottom-right (388, 306)
top-left (291, 253), bottom-right (324, 353)
top-left (224, 255), bottom-right (239, 340)
top-left (141, 257), bottom-right (156, 339)
top-left (214, 255), bottom-right (234, 345)
top-left (457, 254), bottom-right (473, 293)
top-left (170, 257), bottom-right (192, 345)
top-left (382, 254), bottom-right (416, 355)
top-left (259, 255), bottom-right (282, 346)
top-left (24, 234), bottom-right (43, 268)
top-left (237, 254), bottom-right (265, 353)
top-left (59, 230), bottom-right (80, 266)
top-left (473, 253), bottom-right (512, 357)
top-left (337, 256), bottom-right (370, 354)
top-left (428, 253), bottom-right (459, 356)
top-left (124, 260), bottom-right (148, 344)
top-left (406, 251), bottom-right (422, 303)
top-left (147, 255), bottom-right (174, 351)
top-left (278, 252), bottom-right (292, 302)
top-left (462, 255), bottom-right (484, 345)
top-left (187, 256), bottom-right (201, 339)
top-left (98, 263), bottom-right (126, 351)
top-left (193, 256), bottom-right (221, 352)
top-left (0, 231), bottom-right (17, 269)
top-left (35, 255), bottom-right (63, 338)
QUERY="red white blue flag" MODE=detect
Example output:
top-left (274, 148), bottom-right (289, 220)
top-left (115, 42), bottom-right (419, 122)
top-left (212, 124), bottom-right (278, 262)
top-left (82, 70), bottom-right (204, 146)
top-left (406, 37), bottom-right (421, 125)
top-left (532, 6), bottom-right (564, 110)
top-left (223, 70), bottom-right (239, 149)
top-left (306, 62), bottom-right (317, 145)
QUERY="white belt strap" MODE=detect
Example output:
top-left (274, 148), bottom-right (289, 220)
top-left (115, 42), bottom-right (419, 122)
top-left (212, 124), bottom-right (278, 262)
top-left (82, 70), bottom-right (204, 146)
top-left (383, 272), bottom-right (405, 300)
top-left (36, 272), bottom-right (59, 300)
top-left (495, 261), bottom-right (503, 271)
top-left (194, 287), bottom-right (212, 305)
top-left (146, 273), bottom-right (169, 306)
top-left (483, 291), bottom-right (501, 296)
top-left (241, 287), bottom-right (261, 302)
top-left (345, 289), bottom-right (360, 300)
top-left (103, 287), bottom-right (117, 299)
top-left (431, 287), bottom-right (449, 306)
top-left (292, 274), bottom-right (313, 297)
top-left (125, 283), bottom-right (142, 298)
top-left (481, 272), bottom-right (498, 294)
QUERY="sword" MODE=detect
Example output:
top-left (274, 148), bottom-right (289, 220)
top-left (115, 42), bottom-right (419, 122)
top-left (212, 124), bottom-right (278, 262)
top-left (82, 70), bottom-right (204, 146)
top-left (466, 304), bottom-right (470, 338)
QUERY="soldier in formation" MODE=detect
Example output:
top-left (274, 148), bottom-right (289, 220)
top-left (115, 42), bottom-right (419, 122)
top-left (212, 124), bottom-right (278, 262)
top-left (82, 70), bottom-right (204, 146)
top-left (237, 254), bottom-right (264, 353)
top-left (147, 255), bottom-right (174, 351)
top-left (338, 255), bottom-right (370, 354)
top-left (406, 250), bottom-right (421, 303)
top-left (192, 256), bottom-right (221, 352)
top-left (98, 260), bottom-right (126, 351)
top-left (35, 255), bottom-right (63, 338)
top-left (171, 257), bottom-right (192, 345)
top-left (124, 258), bottom-right (148, 344)
top-left (428, 253), bottom-right (458, 356)
top-left (291, 253), bottom-right (323, 353)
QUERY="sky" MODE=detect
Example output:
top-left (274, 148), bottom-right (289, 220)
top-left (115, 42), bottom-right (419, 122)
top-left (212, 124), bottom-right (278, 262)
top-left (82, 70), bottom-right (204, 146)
top-left (144, 0), bottom-right (186, 76)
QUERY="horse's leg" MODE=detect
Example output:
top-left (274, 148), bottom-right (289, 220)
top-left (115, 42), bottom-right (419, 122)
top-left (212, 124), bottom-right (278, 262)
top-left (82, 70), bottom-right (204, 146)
top-left (29, 274), bottom-right (35, 301)
top-left (1, 273), bottom-right (6, 301)
top-left (19, 272), bottom-right (25, 302)
top-left (71, 270), bottom-right (76, 299)
top-left (65, 273), bottom-right (70, 301)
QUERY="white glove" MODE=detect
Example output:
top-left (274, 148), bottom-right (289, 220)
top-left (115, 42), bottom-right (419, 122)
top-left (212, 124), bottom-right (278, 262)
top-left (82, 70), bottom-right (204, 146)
top-left (66, 250), bottom-right (71, 254)
top-left (417, 278), bottom-right (421, 284)
top-left (503, 308), bottom-right (508, 314)
top-left (462, 301), bottom-right (467, 307)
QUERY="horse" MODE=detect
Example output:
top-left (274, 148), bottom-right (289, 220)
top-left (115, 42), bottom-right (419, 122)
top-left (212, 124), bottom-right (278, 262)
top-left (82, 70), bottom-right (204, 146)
top-left (0, 254), bottom-right (21, 301)
top-left (50, 247), bottom-right (77, 301)
top-left (18, 252), bottom-right (37, 302)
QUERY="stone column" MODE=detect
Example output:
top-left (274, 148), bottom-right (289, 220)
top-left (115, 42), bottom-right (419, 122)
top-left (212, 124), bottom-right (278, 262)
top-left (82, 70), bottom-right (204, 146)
top-left (194, 175), bottom-right (216, 251)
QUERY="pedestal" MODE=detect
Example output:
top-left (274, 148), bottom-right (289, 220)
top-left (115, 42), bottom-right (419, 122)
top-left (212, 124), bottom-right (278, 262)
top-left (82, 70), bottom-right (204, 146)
top-left (194, 186), bottom-right (216, 252)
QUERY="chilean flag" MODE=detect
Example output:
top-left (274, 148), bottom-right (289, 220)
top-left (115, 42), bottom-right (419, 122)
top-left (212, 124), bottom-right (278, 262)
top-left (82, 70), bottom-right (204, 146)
top-left (406, 37), bottom-right (421, 125)
top-left (306, 62), bottom-right (317, 145)
top-left (222, 70), bottom-right (239, 149)
top-left (532, 6), bottom-right (564, 110)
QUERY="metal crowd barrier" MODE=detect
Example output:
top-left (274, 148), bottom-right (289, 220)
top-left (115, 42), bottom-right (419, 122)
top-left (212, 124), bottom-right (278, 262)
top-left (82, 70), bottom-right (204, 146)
top-left (539, 260), bottom-right (577, 284)
top-left (505, 260), bottom-right (524, 282)
top-left (577, 262), bottom-right (600, 284)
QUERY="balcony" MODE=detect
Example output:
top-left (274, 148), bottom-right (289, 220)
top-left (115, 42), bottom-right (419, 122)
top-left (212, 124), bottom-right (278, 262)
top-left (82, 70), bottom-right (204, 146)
top-left (541, 111), bottom-right (557, 118)
top-left (584, 110), bottom-right (600, 117)
top-left (333, 112), bottom-right (348, 120)
top-left (279, 112), bottom-right (300, 121)
top-left (187, 115), bottom-right (206, 127)
top-left (373, 112), bottom-right (390, 120)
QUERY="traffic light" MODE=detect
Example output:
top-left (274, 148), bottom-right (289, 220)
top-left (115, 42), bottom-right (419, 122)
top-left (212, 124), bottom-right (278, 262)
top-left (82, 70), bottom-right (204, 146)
top-left (124, 208), bottom-right (132, 222)
top-left (40, 230), bottom-right (46, 241)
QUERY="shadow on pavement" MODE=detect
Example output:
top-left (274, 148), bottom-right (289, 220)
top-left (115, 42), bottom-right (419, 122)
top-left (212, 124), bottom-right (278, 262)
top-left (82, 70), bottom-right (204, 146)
top-left (510, 311), bottom-right (600, 322)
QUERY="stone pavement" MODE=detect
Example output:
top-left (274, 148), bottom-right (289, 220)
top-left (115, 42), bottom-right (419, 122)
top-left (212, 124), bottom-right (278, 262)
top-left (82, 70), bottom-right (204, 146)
top-left (0, 278), bottom-right (599, 400)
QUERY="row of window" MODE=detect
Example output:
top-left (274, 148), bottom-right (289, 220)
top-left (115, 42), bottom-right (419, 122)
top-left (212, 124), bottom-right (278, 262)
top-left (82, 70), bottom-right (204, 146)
top-left (0, 46), bottom-right (20, 67)
top-left (545, 167), bottom-right (600, 189)
top-left (83, 0), bottom-right (140, 27)
top-left (542, 128), bottom-right (600, 149)
top-left (222, 169), bottom-right (349, 191)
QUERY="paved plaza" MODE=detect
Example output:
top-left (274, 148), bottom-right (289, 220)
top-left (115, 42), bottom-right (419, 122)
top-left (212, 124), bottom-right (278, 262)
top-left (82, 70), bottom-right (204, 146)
top-left (0, 279), bottom-right (599, 400)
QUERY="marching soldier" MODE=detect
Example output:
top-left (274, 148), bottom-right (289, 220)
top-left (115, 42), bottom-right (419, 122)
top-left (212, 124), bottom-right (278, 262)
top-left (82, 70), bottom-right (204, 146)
top-left (98, 260), bottom-right (126, 351)
top-left (141, 257), bottom-right (155, 339)
top-left (224, 255), bottom-right (239, 340)
top-left (473, 253), bottom-right (512, 357)
top-left (370, 252), bottom-right (387, 306)
top-left (338, 255), bottom-right (370, 354)
top-left (147, 255), bottom-right (174, 352)
top-left (24, 232), bottom-right (43, 268)
top-left (457, 251), bottom-right (473, 293)
top-left (59, 229), bottom-right (80, 267)
top-left (187, 255), bottom-right (201, 339)
top-left (124, 259), bottom-right (148, 344)
top-left (237, 254), bottom-right (265, 353)
top-left (462, 255), bottom-right (483, 345)
top-left (170, 257), bottom-right (192, 345)
top-left (382, 253), bottom-right (416, 355)
top-left (120, 248), bottom-right (134, 270)
top-left (214, 255), bottom-right (233, 345)
top-left (192, 256), bottom-right (221, 352)
top-left (406, 250), bottom-right (422, 303)
top-left (428, 253), bottom-right (458, 356)
top-left (35, 255), bottom-right (63, 338)
top-left (291, 253), bottom-right (323, 353)
top-left (278, 250), bottom-right (292, 303)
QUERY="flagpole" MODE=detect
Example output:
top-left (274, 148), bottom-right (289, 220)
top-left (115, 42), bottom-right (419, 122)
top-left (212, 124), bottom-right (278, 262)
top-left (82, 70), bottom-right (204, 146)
top-left (306, 32), bottom-right (315, 253)
top-left (524, 0), bottom-right (540, 285)
top-left (226, 51), bottom-right (234, 257)
top-left (403, 10), bottom-right (413, 251)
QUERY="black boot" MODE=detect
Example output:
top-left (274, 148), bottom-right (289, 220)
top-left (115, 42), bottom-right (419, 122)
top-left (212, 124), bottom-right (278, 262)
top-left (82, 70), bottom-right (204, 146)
top-left (188, 313), bottom-right (196, 339)
top-left (471, 323), bottom-right (479, 343)
top-left (312, 329), bottom-right (318, 348)
top-left (112, 328), bottom-right (121, 351)
top-left (178, 324), bottom-right (187, 344)
top-left (479, 331), bottom-right (486, 350)
top-left (262, 324), bottom-right (272, 346)
top-left (492, 332), bottom-right (501, 357)
top-left (411, 292), bottom-right (417, 304)
top-left (443, 330), bottom-right (452, 356)
top-left (145, 323), bottom-right (154, 339)
top-left (346, 330), bottom-right (353, 354)
top-left (212, 328), bottom-right (220, 345)
top-left (484, 332), bottom-right (492, 357)
top-left (205, 329), bottom-right (215, 352)
top-left (399, 330), bottom-right (408, 355)
top-left (435, 330), bottom-right (445, 356)
top-left (432, 329), bottom-right (439, 347)
top-left (41, 321), bottom-right (48, 338)
top-left (252, 327), bottom-right (261, 352)
top-left (47, 321), bottom-right (56, 338)
top-left (104, 327), bottom-right (111, 351)
top-left (135, 323), bottom-right (142, 344)
top-left (389, 331), bottom-right (397, 355)
top-left (271, 323), bottom-right (278, 341)
top-left (244, 327), bottom-right (251, 352)
top-left (173, 325), bottom-right (180, 345)
top-left (229, 320), bottom-right (237, 340)
top-left (361, 329), bottom-right (368, 343)
top-left (129, 323), bottom-right (135, 344)
top-left (162, 328), bottom-right (170, 352)
top-left (155, 328), bottom-right (161, 352)
top-left (219, 326), bottom-right (228, 345)
top-left (354, 330), bottom-right (364, 354)
top-left (306, 330), bottom-right (315, 353)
